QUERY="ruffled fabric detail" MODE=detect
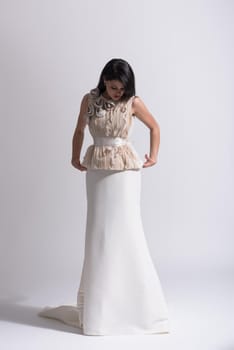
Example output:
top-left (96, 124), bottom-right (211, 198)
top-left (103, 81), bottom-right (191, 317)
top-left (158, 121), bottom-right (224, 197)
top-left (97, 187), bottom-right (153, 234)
top-left (86, 88), bottom-right (116, 121)
top-left (81, 143), bottom-right (143, 170)
top-left (81, 88), bottom-right (143, 170)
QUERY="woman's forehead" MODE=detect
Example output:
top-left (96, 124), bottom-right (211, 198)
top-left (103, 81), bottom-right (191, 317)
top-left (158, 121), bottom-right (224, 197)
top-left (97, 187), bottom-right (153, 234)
top-left (107, 80), bottom-right (124, 88)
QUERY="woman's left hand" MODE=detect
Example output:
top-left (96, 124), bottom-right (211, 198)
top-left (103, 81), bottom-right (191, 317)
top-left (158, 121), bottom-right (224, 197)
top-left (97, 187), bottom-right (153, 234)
top-left (142, 154), bottom-right (157, 168)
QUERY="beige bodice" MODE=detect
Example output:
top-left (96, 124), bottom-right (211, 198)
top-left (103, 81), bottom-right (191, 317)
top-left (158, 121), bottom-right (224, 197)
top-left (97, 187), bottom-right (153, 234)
top-left (80, 88), bottom-right (143, 170)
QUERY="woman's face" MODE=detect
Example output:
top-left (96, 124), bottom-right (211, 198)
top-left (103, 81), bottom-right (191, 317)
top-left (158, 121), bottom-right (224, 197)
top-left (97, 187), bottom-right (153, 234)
top-left (103, 79), bottom-right (125, 101)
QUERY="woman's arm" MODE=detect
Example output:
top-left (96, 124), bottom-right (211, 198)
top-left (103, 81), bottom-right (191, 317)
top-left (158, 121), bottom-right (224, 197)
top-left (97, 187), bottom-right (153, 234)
top-left (71, 93), bottom-right (89, 171)
top-left (132, 96), bottom-right (160, 168)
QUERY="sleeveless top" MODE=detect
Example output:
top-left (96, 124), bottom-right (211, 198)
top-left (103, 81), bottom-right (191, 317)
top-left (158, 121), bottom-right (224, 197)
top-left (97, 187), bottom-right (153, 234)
top-left (80, 88), bottom-right (144, 171)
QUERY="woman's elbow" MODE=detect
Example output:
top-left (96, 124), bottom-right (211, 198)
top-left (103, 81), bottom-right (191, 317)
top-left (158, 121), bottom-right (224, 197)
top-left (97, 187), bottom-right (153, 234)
top-left (150, 121), bottom-right (160, 133)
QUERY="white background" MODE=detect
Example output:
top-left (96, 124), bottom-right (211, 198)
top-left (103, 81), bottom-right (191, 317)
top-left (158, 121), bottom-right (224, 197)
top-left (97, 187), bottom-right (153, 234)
top-left (0, 0), bottom-right (233, 349)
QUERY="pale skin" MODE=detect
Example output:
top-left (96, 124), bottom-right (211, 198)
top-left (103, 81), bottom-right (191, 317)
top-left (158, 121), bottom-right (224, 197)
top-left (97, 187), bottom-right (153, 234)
top-left (71, 79), bottom-right (160, 171)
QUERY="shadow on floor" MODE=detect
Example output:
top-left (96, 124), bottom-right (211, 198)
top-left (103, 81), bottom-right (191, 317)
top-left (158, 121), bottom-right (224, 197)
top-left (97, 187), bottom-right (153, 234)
top-left (0, 296), bottom-right (83, 336)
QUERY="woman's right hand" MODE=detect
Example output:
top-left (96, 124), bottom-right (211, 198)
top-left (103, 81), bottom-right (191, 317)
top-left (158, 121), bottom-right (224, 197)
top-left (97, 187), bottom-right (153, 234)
top-left (71, 159), bottom-right (87, 171)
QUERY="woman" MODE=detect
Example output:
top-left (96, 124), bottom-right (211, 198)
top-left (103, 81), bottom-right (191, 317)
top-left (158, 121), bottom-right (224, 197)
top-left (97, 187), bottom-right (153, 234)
top-left (38, 58), bottom-right (170, 336)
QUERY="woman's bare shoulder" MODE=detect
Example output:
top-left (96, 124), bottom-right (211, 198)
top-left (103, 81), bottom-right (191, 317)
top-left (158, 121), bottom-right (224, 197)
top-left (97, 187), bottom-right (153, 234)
top-left (131, 95), bottom-right (144, 115)
top-left (132, 95), bottom-right (143, 105)
top-left (82, 92), bottom-right (90, 102)
top-left (80, 92), bottom-right (89, 108)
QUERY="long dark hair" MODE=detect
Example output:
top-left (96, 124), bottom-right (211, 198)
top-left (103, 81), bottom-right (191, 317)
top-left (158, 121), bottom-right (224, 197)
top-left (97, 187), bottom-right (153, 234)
top-left (97, 58), bottom-right (136, 100)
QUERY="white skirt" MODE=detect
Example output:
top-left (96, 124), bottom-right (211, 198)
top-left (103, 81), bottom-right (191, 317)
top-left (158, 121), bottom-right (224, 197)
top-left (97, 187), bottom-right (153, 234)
top-left (38, 169), bottom-right (170, 336)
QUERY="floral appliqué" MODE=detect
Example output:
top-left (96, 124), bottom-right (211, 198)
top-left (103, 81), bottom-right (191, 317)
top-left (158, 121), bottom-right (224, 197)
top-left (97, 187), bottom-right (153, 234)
top-left (87, 88), bottom-right (116, 119)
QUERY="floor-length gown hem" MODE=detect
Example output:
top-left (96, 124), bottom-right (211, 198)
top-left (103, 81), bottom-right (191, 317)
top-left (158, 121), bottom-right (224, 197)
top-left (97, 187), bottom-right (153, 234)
top-left (38, 304), bottom-right (170, 336)
top-left (83, 320), bottom-right (170, 336)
